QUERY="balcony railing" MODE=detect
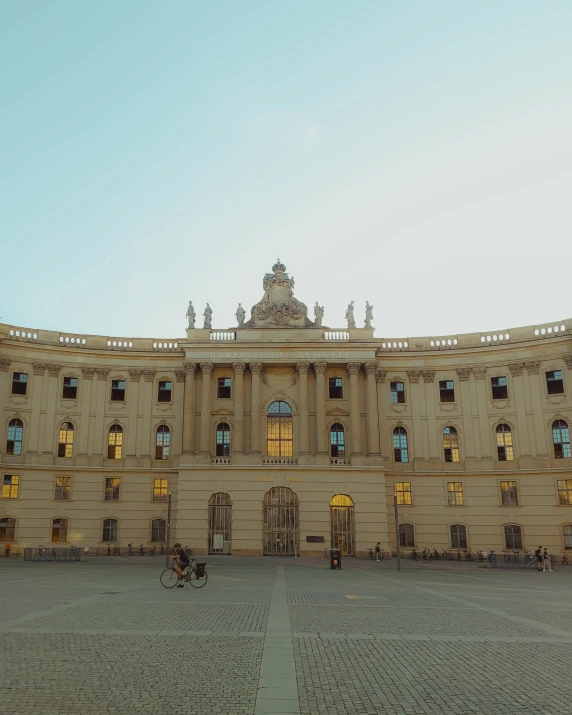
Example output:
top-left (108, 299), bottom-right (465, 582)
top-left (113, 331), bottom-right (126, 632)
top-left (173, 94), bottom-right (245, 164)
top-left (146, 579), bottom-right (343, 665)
top-left (263, 457), bottom-right (298, 465)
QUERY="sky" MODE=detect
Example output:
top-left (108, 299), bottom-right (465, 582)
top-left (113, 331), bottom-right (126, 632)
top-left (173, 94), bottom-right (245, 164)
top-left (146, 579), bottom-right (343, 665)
top-left (1, 1), bottom-right (571, 341)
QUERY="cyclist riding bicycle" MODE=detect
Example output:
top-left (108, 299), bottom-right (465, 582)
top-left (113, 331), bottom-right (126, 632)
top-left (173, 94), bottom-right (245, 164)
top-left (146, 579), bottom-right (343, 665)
top-left (172, 543), bottom-right (190, 587)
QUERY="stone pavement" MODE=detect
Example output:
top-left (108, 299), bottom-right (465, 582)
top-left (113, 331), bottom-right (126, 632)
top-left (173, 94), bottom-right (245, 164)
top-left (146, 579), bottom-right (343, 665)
top-left (1, 557), bottom-right (572, 714)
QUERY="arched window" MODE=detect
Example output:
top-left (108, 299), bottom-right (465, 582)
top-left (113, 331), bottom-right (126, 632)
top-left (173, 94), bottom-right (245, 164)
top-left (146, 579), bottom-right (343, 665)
top-left (563, 525), bottom-right (572, 550)
top-left (216, 423), bottom-right (231, 456)
top-left (208, 493), bottom-right (232, 553)
top-left (393, 427), bottom-right (409, 463)
top-left (399, 523), bottom-right (415, 548)
top-left (58, 422), bottom-right (74, 458)
top-left (6, 419), bottom-right (23, 456)
top-left (267, 401), bottom-right (293, 457)
top-left (263, 486), bottom-right (299, 555)
top-left (0, 517), bottom-right (16, 542)
top-left (552, 420), bottom-right (571, 459)
top-left (151, 518), bottom-right (166, 543)
top-left (107, 425), bottom-right (123, 460)
top-left (102, 518), bottom-right (118, 543)
top-left (450, 524), bottom-right (467, 549)
top-left (51, 518), bottom-right (68, 543)
top-left (504, 524), bottom-right (523, 550)
top-left (155, 425), bottom-right (170, 460)
top-left (330, 494), bottom-right (355, 555)
top-left (496, 424), bottom-right (513, 461)
top-left (443, 426), bottom-right (459, 463)
top-left (330, 424), bottom-right (345, 458)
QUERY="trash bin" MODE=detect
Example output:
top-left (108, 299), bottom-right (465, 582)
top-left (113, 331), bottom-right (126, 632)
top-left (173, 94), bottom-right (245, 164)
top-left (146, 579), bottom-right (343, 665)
top-left (330, 548), bottom-right (342, 570)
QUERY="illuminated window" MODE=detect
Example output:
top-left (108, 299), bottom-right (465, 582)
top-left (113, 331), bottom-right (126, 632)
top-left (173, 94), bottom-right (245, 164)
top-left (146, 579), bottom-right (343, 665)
top-left (390, 382), bottom-right (405, 404)
top-left (496, 424), bottom-right (514, 461)
top-left (51, 518), bottom-right (68, 543)
top-left (447, 482), bottom-right (464, 506)
top-left (500, 480), bottom-right (518, 506)
top-left (216, 423), bottom-right (231, 456)
top-left (217, 377), bottom-right (232, 398)
top-left (62, 377), bottom-right (78, 400)
top-left (0, 517), bottom-right (16, 542)
top-left (157, 380), bottom-right (172, 402)
top-left (399, 523), bottom-right (415, 547)
top-left (2, 475), bottom-right (19, 499)
top-left (6, 419), bottom-right (23, 455)
top-left (329, 378), bottom-right (343, 399)
top-left (267, 401), bottom-right (293, 457)
top-left (552, 420), bottom-right (571, 459)
top-left (329, 494), bottom-right (355, 555)
top-left (546, 370), bottom-right (564, 395)
top-left (108, 425), bottom-right (123, 459)
top-left (439, 380), bottom-right (455, 403)
top-left (330, 424), bottom-right (345, 457)
top-left (155, 425), bottom-right (170, 460)
top-left (104, 477), bottom-right (120, 501)
top-left (557, 480), bottom-right (572, 506)
top-left (504, 524), bottom-right (522, 550)
top-left (11, 372), bottom-right (28, 396)
top-left (55, 476), bottom-right (71, 501)
top-left (443, 426), bottom-right (459, 462)
top-left (58, 422), bottom-right (74, 458)
top-left (151, 518), bottom-right (166, 542)
top-left (393, 427), bottom-right (409, 463)
top-left (111, 379), bottom-right (126, 401)
top-left (153, 478), bottom-right (168, 501)
top-left (491, 376), bottom-right (508, 400)
top-left (450, 524), bottom-right (467, 549)
top-left (563, 525), bottom-right (572, 550)
top-left (396, 482), bottom-right (412, 505)
top-left (102, 518), bottom-right (118, 542)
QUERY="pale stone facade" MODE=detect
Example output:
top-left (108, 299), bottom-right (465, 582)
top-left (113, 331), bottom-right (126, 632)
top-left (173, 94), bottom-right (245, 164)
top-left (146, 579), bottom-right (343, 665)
top-left (1, 264), bottom-right (572, 556)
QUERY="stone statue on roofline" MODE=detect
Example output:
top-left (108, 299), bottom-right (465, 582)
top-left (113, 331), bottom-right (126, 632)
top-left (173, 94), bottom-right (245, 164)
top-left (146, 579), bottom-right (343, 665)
top-left (186, 301), bottom-right (196, 329)
top-left (236, 303), bottom-right (246, 327)
top-left (203, 303), bottom-right (212, 329)
top-left (314, 302), bottom-right (324, 327)
top-left (365, 301), bottom-right (374, 328)
top-left (345, 301), bottom-right (356, 329)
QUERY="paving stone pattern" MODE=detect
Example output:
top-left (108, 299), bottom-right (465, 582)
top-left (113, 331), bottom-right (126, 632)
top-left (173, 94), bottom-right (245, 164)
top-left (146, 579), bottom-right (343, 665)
top-left (1, 559), bottom-right (572, 714)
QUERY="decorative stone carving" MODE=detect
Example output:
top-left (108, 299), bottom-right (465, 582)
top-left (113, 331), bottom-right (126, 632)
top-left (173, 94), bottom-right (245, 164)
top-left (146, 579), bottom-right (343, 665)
top-left (525, 361), bottom-right (540, 375)
top-left (509, 363), bottom-right (524, 377)
top-left (47, 364), bottom-right (61, 377)
top-left (345, 301), bottom-right (356, 329)
top-left (346, 362), bottom-right (361, 376)
top-left (235, 304), bottom-right (246, 327)
top-left (174, 370), bottom-right (186, 383)
top-left (421, 370), bottom-right (436, 383)
top-left (183, 362), bottom-right (196, 376)
top-left (456, 367), bottom-right (472, 381)
top-left (0, 358), bottom-right (12, 372)
top-left (200, 362), bottom-right (213, 376)
top-left (81, 367), bottom-right (95, 378)
top-left (186, 301), bottom-right (196, 329)
top-left (249, 362), bottom-right (263, 375)
top-left (142, 370), bottom-right (155, 383)
top-left (33, 362), bottom-right (46, 376)
top-left (296, 362), bottom-right (310, 375)
top-left (96, 368), bottom-right (109, 381)
top-left (407, 370), bottom-right (421, 383)
top-left (233, 362), bottom-right (246, 375)
top-left (314, 362), bottom-right (327, 375)
top-left (473, 367), bottom-right (487, 380)
top-left (243, 260), bottom-right (316, 328)
top-left (563, 355), bottom-right (572, 370)
top-left (365, 302), bottom-right (374, 329)
top-left (364, 363), bottom-right (377, 376)
top-left (376, 369), bottom-right (387, 383)
top-left (265, 371), bottom-right (295, 391)
top-left (128, 370), bottom-right (142, 381)
top-left (203, 304), bottom-right (212, 329)
top-left (314, 302), bottom-right (324, 327)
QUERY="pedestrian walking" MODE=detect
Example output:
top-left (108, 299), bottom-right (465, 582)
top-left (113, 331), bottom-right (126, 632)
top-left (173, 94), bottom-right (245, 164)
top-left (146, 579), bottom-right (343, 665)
top-left (535, 545), bottom-right (543, 571)
top-left (543, 548), bottom-right (553, 572)
top-left (4, 543), bottom-right (10, 558)
top-left (375, 542), bottom-right (381, 561)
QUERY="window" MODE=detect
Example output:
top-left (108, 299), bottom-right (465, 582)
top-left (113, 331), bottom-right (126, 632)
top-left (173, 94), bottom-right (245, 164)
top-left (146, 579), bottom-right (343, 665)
top-left (151, 518), bottom-right (166, 542)
top-left (55, 476), bottom-right (71, 501)
top-left (563, 525), bottom-right (572, 550)
top-left (393, 427), bottom-right (409, 463)
top-left (11, 372), bottom-right (28, 396)
top-left (102, 518), bottom-right (118, 542)
top-left (107, 425), bottom-right (123, 459)
top-left (500, 480), bottom-right (518, 506)
top-left (0, 517), bottom-right (16, 542)
top-left (329, 377), bottom-right (343, 399)
top-left (443, 426), bottom-right (460, 462)
top-left (504, 524), bottom-right (522, 550)
top-left (58, 422), bottom-right (74, 458)
top-left (155, 425), bottom-right (170, 460)
top-left (51, 518), bottom-right (68, 543)
top-left (157, 380), bottom-right (172, 402)
top-left (439, 380), bottom-right (455, 403)
top-left (552, 420), bottom-right (571, 459)
top-left (450, 524), bottom-right (467, 549)
top-left (447, 482), bottom-right (464, 506)
top-left (2, 475), bottom-right (19, 499)
top-left (491, 376), bottom-right (508, 400)
top-left (104, 477), bottom-right (120, 501)
top-left (217, 377), bottom-right (232, 398)
top-left (267, 401), bottom-right (293, 457)
top-left (399, 523), bottom-right (415, 547)
top-left (62, 377), bottom-right (78, 400)
top-left (330, 423), bottom-right (345, 457)
top-left (546, 370), bottom-right (564, 395)
top-left (396, 481), bottom-right (412, 505)
top-left (6, 419), bottom-right (23, 456)
top-left (111, 379), bottom-right (126, 401)
top-left (390, 382), bottom-right (405, 404)
top-left (216, 423), bottom-right (231, 456)
top-left (557, 480), bottom-right (572, 506)
top-left (496, 424), bottom-right (514, 461)
top-left (153, 478), bottom-right (168, 501)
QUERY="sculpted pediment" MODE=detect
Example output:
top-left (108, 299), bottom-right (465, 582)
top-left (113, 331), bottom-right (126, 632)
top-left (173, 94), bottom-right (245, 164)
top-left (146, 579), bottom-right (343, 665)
top-left (211, 407), bottom-right (233, 416)
top-left (326, 407), bottom-right (350, 417)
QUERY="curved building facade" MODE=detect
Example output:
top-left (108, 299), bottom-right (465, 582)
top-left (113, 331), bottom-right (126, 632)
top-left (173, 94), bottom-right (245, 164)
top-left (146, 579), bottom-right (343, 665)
top-left (1, 263), bottom-right (571, 556)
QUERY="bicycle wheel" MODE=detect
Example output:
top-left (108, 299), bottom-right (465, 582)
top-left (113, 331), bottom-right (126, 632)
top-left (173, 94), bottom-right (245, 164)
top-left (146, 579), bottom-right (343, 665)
top-left (160, 567), bottom-right (180, 589)
top-left (188, 569), bottom-right (208, 588)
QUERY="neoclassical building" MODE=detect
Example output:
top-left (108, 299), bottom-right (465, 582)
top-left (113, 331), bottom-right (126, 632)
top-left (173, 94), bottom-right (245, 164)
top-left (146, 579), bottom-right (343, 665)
top-left (1, 262), bottom-right (572, 557)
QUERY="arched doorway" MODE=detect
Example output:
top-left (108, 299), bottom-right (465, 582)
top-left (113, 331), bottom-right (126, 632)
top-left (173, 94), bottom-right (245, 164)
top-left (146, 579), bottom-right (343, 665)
top-left (329, 494), bottom-right (355, 555)
top-left (263, 487), bottom-right (299, 555)
top-left (208, 493), bottom-right (232, 554)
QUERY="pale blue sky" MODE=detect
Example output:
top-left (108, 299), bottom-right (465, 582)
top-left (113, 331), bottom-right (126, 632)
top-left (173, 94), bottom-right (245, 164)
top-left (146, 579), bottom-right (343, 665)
top-left (1, 1), bottom-right (571, 339)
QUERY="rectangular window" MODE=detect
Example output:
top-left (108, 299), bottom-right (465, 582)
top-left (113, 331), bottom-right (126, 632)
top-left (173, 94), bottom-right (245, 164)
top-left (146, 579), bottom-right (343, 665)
top-left (55, 476), bottom-right (71, 501)
top-left (390, 382), bottom-right (405, 404)
top-left (11, 372), bottom-right (28, 396)
top-left (557, 479), bottom-right (572, 506)
top-left (547, 370), bottom-right (564, 395)
top-left (104, 477), bottom-right (120, 501)
top-left (2, 475), bottom-right (19, 499)
top-left (62, 377), bottom-right (78, 400)
top-left (217, 377), bottom-right (231, 398)
top-left (500, 480), bottom-right (518, 506)
top-left (329, 377), bottom-right (343, 399)
top-left (439, 380), bottom-right (455, 403)
top-left (111, 379), bottom-right (126, 401)
top-left (447, 482), bottom-right (464, 506)
top-left (153, 478), bottom-right (168, 501)
top-left (491, 376), bottom-right (508, 400)
top-left (396, 482), bottom-right (412, 505)
top-left (157, 380), bottom-right (172, 402)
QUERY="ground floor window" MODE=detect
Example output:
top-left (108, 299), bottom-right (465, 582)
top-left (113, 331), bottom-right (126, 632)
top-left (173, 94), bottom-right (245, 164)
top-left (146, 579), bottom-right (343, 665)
top-left (504, 524), bottom-right (522, 550)
top-left (263, 487), bottom-right (299, 555)
top-left (450, 524), bottom-right (467, 549)
top-left (399, 522), bottom-right (415, 548)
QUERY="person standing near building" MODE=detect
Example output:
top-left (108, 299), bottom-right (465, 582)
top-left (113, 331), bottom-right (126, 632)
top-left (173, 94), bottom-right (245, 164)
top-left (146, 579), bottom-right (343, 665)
top-left (375, 542), bottom-right (381, 561)
top-left (4, 543), bottom-right (10, 558)
top-left (535, 546), bottom-right (543, 571)
top-left (543, 548), bottom-right (553, 572)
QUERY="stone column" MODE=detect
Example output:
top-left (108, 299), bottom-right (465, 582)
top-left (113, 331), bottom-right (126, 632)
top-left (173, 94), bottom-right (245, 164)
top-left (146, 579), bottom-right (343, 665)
top-left (376, 370), bottom-right (391, 460)
top-left (407, 370), bottom-right (422, 460)
top-left (314, 362), bottom-right (328, 455)
top-left (27, 362), bottom-right (45, 454)
top-left (509, 363), bottom-right (530, 458)
top-left (42, 364), bottom-right (61, 454)
top-left (297, 362), bottom-right (310, 455)
top-left (421, 370), bottom-right (439, 459)
top-left (174, 370), bottom-right (186, 455)
top-left (456, 368), bottom-right (475, 458)
top-left (364, 363), bottom-right (381, 456)
top-left (346, 363), bottom-right (362, 455)
top-left (199, 363), bottom-right (213, 455)
top-left (182, 362), bottom-right (196, 454)
top-left (0, 359), bottom-right (11, 403)
top-left (141, 370), bottom-right (155, 458)
top-left (523, 361), bottom-right (540, 457)
top-left (78, 367), bottom-right (94, 457)
top-left (127, 370), bottom-right (141, 457)
top-left (250, 362), bottom-right (263, 455)
top-left (233, 362), bottom-right (246, 454)
top-left (93, 368), bottom-right (109, 458)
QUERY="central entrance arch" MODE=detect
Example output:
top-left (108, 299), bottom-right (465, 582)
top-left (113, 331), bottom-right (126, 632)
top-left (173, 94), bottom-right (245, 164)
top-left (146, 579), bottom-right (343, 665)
top-left (263, 486), bottom-right (299, 555)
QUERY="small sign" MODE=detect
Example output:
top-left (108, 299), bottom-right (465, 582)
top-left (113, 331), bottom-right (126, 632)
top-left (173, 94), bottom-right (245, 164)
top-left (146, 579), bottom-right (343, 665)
top-left (287, 477), bottom-right (302, 482)
top-left (306, 536), bottom-right (324, 543)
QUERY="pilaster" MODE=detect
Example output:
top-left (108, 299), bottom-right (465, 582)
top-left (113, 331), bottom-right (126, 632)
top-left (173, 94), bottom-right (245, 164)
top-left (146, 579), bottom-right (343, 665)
top-left (126, 370), bottom-right (141, 459)
top-left (27, 362), bottom-right (45, 456)
top-left (233, 362), bottom-right (246, 455)
top-left (509, 363), bottom-right (530, 459)
top-left (346, 363), bottom-right (362, 456)
top-left (297, 362), bottom-right (310, 455)
top-left (42, 364), bottom-right (61, 455)
top-left (314, 362), bottom-right (328, 457)
top-left (364, 363), bottom-right (380, 457)
top-left (250, 362), bottom-right (263, 456)
top-left (199, 363), bottom-right (213, 455)
top-left (182, 362), bottom-right (196, 455)
top-left (421, 370), bottom-right (439, 460)
top-left (77, 367), bottom-right (94, 464)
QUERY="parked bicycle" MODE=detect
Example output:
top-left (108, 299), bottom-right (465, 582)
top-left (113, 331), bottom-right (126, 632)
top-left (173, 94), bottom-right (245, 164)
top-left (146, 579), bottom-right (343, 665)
top-left (562, 553), bottom-right (569, 565)
top-left (160, 558), bottom-right (208, 589)
top-left (112, 544), bottom-right (121, 556)
top-left (408, 549), bottom-right (418, 560)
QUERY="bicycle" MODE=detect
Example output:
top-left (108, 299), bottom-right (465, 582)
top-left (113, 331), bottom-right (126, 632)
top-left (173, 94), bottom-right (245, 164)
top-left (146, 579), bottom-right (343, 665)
top-left (112, 544), bottom-right (121, 556)
top-left (562, 553), bottom-right (569, 565)
top-left (160, 559), bottom-right (208, 589)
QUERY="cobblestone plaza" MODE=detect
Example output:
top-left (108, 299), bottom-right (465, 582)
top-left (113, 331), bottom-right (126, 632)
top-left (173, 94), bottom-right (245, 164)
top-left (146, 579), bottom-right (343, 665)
top-left (1, 558), bottom-right (572, 714)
